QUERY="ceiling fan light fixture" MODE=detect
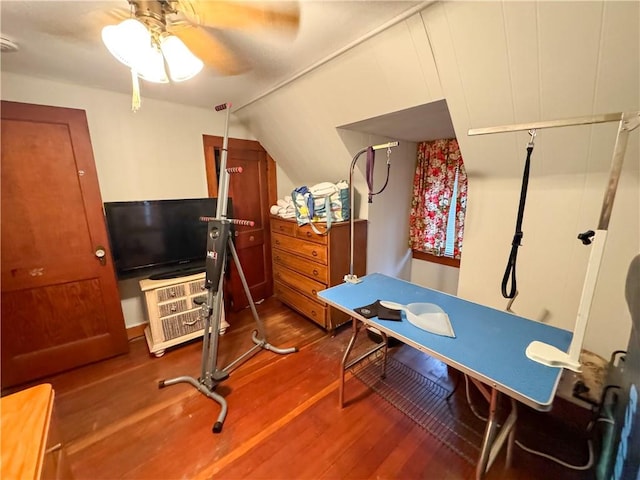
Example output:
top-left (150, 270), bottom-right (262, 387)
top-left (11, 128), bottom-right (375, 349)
top-left (101, 18), bottom-right (150, 68)
top-left (160, 35), bottom-right (204, 82)
top-left (135, 45), bottom-right (170, 84)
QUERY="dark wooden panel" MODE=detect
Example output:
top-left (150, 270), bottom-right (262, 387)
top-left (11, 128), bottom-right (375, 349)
top-left (1, 101), bottom-right (128, 388)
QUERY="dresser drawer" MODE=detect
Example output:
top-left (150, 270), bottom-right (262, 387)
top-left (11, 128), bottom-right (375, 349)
top-left (273, 248), bottom-right (328, 283)
top-left (294, 224), bottom-right (329, 245)
top-left (271, 217), bottom-right (297, 236)
top-left (158, 298), bottom-right (190, 318)
top-left (161, 309), bottom-right (204, 341)
top-left (275, 281), bottom-right (327, 328)
top-left (272, 232), bottom-right (327, 264)
top-left (156, 284), bottom-right (187, 302)
top-left (188, 279), bottom-right (206, 295)
top-left (273, 263), bottom-right (326, 300)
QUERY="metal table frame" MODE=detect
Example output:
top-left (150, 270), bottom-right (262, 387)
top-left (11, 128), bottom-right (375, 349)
top-left (320, 273), bottom-right (571, 479)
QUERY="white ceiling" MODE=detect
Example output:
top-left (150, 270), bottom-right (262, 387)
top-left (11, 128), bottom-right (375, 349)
top-left (0, 1), bottom-right (426, 111)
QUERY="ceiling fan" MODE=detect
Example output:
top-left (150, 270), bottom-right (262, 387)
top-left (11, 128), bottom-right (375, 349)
top-left (102, 0), bottom-right (300, 78)
top-left (96, 0), bottom-right (299, 110)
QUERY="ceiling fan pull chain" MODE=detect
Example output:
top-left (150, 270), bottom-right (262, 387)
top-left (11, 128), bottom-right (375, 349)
top-left (130, 68), bottom-right (141, 112)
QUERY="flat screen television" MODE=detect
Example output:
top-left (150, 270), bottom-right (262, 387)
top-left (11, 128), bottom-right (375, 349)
top-left (103, 197), bottom-right (232, 280)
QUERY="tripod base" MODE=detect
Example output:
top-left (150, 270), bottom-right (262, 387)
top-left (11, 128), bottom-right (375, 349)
top-left (158, 375), bottom-right (228, 433)
top-left (252, 330), bottom-right (298, 354)
top-left (220, 330), bottom-right (298, 373)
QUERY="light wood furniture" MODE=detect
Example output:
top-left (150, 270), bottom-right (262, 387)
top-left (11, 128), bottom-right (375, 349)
top-left (140, 273), bottom-right (228, 357)
top-left (1, 383), bottom-right (72, 480)
top-left (270, 215), bottom-right (367, 331)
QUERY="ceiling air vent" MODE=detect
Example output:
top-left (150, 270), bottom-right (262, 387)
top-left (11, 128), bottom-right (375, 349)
top-left (1, 36), bottom-right (19, 53)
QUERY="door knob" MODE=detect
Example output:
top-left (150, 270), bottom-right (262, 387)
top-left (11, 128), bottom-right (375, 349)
top-left (95, 246), bottom-right (107, 265)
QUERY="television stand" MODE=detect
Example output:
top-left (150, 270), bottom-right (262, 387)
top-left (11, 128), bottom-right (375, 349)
top-left (149, 266), bottom-right (205, 281)
top-left (139, 272), bottom-right (229, 357)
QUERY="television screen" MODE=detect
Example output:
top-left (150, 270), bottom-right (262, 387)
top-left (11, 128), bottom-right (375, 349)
top-left (104, 198), bottom-right (232, 280)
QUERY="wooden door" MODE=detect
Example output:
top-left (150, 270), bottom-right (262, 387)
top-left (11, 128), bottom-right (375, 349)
top-left (203, 136), bottom-right (276, 311)
top-left (1, 101), bottom-right (129, 389)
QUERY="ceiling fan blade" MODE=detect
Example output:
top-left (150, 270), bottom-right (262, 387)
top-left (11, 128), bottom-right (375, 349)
top-left (175, 0), bottom-right (299, 33)
top-left (172, 26), bottom-right (250, 75)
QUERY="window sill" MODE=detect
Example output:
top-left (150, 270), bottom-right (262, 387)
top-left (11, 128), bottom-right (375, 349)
top-left (412, 250), bottom-right (460, 268)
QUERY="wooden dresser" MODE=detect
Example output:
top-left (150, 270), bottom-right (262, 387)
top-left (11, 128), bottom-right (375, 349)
top-left (1, 384), bottom-right (72, 480)
top-left (270, 216), bottom-right (367, 331)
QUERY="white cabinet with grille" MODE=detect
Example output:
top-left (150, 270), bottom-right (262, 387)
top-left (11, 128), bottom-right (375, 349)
top-left (139, 273), bottom-right (228, 357)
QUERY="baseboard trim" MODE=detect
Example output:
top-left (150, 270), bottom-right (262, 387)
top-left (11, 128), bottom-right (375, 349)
top-left (126, 323), bottom-right (147, 341)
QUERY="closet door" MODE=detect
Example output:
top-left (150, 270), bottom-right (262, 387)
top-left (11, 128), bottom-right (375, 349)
top-left (1, 101), bottom-right (129, 389)
top-left (203, 136), bottom-right (276, 311)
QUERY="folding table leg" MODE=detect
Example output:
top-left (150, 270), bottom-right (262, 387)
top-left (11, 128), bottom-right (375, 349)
top-left (472, 382), bottom-right (518, 480)
top-left (339, 318), bottom-right (387, 408)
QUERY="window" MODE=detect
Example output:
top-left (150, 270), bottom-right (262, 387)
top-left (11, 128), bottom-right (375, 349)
top-left (409, 138), bottom-right (468, 268)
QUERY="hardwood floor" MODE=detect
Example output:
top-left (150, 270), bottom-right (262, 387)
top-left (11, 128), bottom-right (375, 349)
top-left (16, 297), bottom-right (595, 479)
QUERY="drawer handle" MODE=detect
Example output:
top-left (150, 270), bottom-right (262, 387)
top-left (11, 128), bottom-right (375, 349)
top-left (279, 226), bottom-right (284, 231)
top-left (312, 251), bottom-right (317, 257)
top-left (170, 292), bottom-right (176, 297)
top-left (183, 318), bottom-right (198, 326)
top-left (306, 232), bottom-right (312, 237)
top-left (312, 289), bottom-right (317, 295)
top-left (311, 310), bottom-right (317, 317)
top-left (313, 269), bottom-right (318, 276)
top-left (276, 256), bottom-right (281, 261)
top-left (276, 239), bottom-right (280, 245)
top-left (170, 306), bottom-right (177, 312)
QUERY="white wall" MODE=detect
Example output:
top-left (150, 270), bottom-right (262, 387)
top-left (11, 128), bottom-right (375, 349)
top-left (423, 1), bottom-right (639, 358)
top-left (1, 72), bottom-right (255, 328)
top-left (235, 15), bottom-right (445, 285)
top-left (3, 1), bottom-right (638, 359)
top-left (234, 1), bottom-right (639, 358)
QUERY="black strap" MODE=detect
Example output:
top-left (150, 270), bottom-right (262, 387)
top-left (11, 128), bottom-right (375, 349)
top-left (501, 145), bottom-right (533, 299)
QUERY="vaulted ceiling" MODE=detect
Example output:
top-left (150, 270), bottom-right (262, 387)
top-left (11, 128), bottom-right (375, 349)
top-left (0, 1), bottom-right (426, 109)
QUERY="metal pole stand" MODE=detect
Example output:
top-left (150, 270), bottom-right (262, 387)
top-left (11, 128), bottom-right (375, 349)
top-left (158, 102), bottom-right (297, 434)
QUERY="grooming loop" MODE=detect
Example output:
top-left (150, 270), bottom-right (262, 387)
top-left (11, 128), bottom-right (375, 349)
top-left (344, 141), bottom-right (399, 284)
top-left (469, 111), bottom-right (640, 371)
top-left (158, 102), bottom-right (297, 433)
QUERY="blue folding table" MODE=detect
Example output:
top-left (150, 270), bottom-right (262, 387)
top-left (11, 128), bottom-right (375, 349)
top-left (318, 273), bottom-right (572, 479)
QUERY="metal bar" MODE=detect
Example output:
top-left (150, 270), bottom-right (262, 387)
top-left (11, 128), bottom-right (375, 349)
top-left (339, 317), bottom-right (362, 407)
top-left (468, 112), bottom-right (625, 136)
top-left (216, 104), bottom-right (232, 219)
top-left (486, 399), bottom-right (517, 470)
top-left (505, 398), bottom-right (517, 468)
top-left (344, 343), bottom-right (385, 371)
top-left (345, 141), bottom-right (399, 282)
top-left (346, 148), bottom-right (367, 280)
top-left (476, 388), bottom-right (499, 480)
top-left (599, 112), bottom-right (640, 229)
top-left (372, 141), bottom-right (400, 151)
top-left (469, 377), bottom-right (492, 403)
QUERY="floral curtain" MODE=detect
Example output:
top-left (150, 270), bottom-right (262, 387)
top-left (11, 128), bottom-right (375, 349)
top-left (409, 138), bottom-right (468, 259)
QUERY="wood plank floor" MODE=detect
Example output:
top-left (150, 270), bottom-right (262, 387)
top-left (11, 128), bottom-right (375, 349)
top-left (19, 297), bottom-right (595, 479)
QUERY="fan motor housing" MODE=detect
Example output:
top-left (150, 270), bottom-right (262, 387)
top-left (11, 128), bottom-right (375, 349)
top-left (130, 0), bottom-right (174, 30)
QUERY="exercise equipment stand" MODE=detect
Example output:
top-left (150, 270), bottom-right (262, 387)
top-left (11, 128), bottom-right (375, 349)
top-left (158, 102), bottom-right (297, 433)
